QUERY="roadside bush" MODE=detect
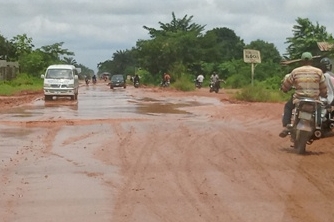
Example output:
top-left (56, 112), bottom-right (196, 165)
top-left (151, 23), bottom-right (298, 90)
top-left (235, 85), bottom-right (290, 102)
top-left (172, 74), bottom-right (195, 91)
top-left (0, 73), bottom-right (43, 96)
top-left (225, 74), bottom-right (251, 88)
top-left (7, 73), bottom-right (37, 86)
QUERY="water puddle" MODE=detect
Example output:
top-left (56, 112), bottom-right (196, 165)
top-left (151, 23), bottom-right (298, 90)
top-left (0, 127), bottom-right (33, 138)
top-left (0, 88), bottom-right (217, 120)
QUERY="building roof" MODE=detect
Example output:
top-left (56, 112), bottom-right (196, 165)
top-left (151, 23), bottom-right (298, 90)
top-left (280, 42), bottom-right (333, 65)
top-left (317, 42), bottom-right (334, 52)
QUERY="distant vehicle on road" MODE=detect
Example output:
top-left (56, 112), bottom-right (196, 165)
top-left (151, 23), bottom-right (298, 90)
top-left (110, 74), bottom-right (126, 89)
top-left (100, 72), bottom-right (110, 81)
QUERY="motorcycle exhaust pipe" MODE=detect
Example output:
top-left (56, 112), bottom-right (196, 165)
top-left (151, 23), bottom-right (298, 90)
top-left (314, 130), bottom-right (322, 138)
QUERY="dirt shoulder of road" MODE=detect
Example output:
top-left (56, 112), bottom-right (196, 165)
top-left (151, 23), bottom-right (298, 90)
top-left (0, 90), bottom-right (43, 110)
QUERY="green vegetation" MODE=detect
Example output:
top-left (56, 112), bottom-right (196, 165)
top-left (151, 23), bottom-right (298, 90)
top-left (0, 73), bottom-right (42, 96)
top-left (172, 74), bottom-right (196, 91)
top-left (235, 85), bottom-right (291, 102)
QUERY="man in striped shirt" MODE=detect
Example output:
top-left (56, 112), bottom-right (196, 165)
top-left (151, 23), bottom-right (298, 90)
top-left (279, 52), bottom-right (328, 138)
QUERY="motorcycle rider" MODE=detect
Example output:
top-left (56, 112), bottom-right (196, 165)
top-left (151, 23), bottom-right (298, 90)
top-left (85, 75), bottom-right (90, 85)
top-left (210, 72), bottom-right (224, 89)
top-left (279, 52), bottom-right (328, 138)
top-left (210, 72), bottom-right (219, 83)
top-left (162, 73), bottom-right (171, 86)
top-left (319, 57), bottom-right (334, 105)
top-left (133, 74), bottom-right (140, 87)
top-left (196, 73), bottom-right (204, 88)
top-left (92, 74), bottom-right (97, 84)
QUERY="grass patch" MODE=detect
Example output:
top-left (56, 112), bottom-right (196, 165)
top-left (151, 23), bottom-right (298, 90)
top-left (172, 75), bottom-right (195, 91)
top-left (0, 73), bottom-right (43, 96)
top-left (235, 85), bottom-right (290, 102)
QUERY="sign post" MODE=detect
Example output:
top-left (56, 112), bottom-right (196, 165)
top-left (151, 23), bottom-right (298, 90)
top-left (243, 49), bottom-right (261, 86)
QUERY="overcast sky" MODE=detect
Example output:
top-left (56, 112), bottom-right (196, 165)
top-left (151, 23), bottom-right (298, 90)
top-left (0, 0), bottom-right (333, 72)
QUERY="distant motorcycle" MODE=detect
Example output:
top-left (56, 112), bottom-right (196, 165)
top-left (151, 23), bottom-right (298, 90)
top-left (92, 78), bottom-right (97, 84)
top-left (194, 79), bottom-right (202, 89)
top-left (134, 80), bottom-right (140, 88)
top-left (209, 80), bottom-right (220, 93)
top-left (160, 80), bottom-right (170, 87)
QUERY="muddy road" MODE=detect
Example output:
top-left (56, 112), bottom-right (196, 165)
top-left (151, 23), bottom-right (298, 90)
top-left (0, 82), bottom-right (334, 222)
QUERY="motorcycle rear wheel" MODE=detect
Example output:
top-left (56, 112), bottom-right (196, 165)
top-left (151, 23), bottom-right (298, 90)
top-left (294, 129), bottom-right (310, 154)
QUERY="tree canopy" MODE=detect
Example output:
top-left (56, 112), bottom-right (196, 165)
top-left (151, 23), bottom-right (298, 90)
top-left (285, 17), bottom-right (334, 59)
top-left (98, 14), bottom-right (334, 87)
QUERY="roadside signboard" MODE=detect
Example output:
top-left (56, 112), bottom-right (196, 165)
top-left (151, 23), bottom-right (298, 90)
top-left (243, 49), bottom-right (261, 64)
top-left (243, 49), bottom-right (261, 86)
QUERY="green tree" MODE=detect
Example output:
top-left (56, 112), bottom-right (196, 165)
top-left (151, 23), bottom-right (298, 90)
top-left (200, 27), bottom-right (245, 63)
top-left (77, 63), bottom-right (94, 79)
top-left (285, 17), bottom-right (334, 59)
top-left (98, 49), bottom-right (136, 75)
top-left (10, 34), bottom-right (34, 60)
top-left (137, 12), bottom-right (205, 78)
top-left (97, 59), bottom-right (113, 74)
top-left (0, 33), bottom-right (15, 60)
top-left (143, 12), bottom-right (205, 38)
top-left (19, 42), bottom-right (75, 76)
top-left (219, 59), bottom-right (250, 88)
top-left (40, 42), bottom-right (75, 64)
top-left (18, 50), bottom-right (49, 77)
top-left (245, 39), bottom-right (281, 63)
top-left (62, 57), bottom-right (78, 66)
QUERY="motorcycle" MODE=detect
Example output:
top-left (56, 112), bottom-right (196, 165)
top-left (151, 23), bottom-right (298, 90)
top-left (287, 97), bottom-right (334, 154)
top-left (160, 80), bottom-right (170, 87)
top-left (194, 79), bottom-right (202, 89)
top-left (134, 80), bottom-right (140, 88)
top-left (209, 80), bottom-right (220, 93)
top-left (92, 78), bottom-right (97, 84)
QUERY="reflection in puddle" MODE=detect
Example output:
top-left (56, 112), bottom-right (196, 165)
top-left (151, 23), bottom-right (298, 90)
top-left (135, 100), bottom-right (204, 115)
top-left (0, 127), bottom-right (32, 138)
top-left (44, 101), bottom-right (78, 111)
top-left (137, 103), bottom-right (189, 114)
top-left (2, 106), bottom-right (44, 118)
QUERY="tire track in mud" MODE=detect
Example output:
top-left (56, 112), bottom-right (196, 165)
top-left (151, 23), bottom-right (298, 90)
top-left (218, 115), bottom-right (334, 222)
top-left (111, 121), bottom-right (162, 220)
top-left (0, 118), bottom-right (102, 222)
top-left (0, 144), bottom-right (32, 222)
top-left (0, 125), bottom-right (59, 222)
top-left (109, 119), bottom-right (245, 221)
top-left (160, 122), bottom-right (242, 221)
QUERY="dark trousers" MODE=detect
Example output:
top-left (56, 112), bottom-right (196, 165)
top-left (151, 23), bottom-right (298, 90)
top-left (282, 96), bottom-right (294, 127)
